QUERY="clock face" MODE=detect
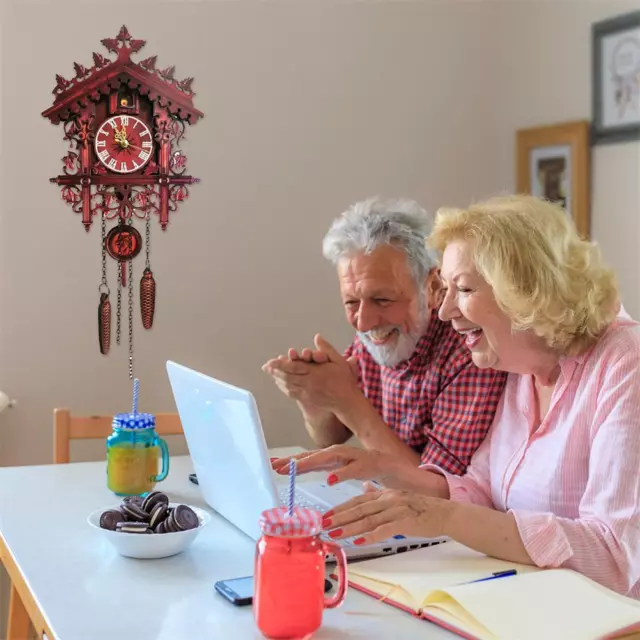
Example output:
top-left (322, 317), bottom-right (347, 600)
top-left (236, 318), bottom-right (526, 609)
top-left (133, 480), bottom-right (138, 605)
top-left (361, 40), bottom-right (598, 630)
top-left (94, 115), bottom-right (154, 174)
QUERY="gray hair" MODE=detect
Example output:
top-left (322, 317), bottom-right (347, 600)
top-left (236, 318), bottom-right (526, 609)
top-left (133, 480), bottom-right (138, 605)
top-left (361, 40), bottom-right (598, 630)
top-left (322, 196), bottom-right (439, 285)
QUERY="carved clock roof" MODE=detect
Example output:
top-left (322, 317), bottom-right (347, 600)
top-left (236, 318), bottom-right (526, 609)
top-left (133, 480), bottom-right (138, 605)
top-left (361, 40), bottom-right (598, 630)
top-left (42, 25), bottom-right (204, 125)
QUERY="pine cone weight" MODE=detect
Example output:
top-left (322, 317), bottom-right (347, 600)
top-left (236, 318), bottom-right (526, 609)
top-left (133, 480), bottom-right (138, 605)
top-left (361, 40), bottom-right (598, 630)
top-left (99, 292), bottom-right (111, 355)
top-left (140, 267), bottom-right (156, 329)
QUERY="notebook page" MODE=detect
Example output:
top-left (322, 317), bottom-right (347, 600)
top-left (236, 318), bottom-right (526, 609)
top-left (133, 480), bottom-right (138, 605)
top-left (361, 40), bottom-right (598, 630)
top-left (349, 572), bottom-right (498, 639)
top-left (348, 541), bottom-right (536, 607)
top-left (427, 569), bottom-right (640, 640)
top-left (421, 591), bottom-right (498, 640)
top-left (349, 574), bottom-right (419, 611)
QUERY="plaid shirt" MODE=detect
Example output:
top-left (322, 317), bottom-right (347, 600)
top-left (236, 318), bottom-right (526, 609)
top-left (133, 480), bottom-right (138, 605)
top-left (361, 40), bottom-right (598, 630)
top-left (344, 309), bottom-right (507, 475)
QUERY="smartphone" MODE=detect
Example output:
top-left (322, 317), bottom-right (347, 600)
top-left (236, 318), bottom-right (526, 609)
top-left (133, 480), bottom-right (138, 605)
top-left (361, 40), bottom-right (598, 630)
top-left (215, 576), bottom-right (254, 606)
top-left (214, 576), bottom-right (332, 606)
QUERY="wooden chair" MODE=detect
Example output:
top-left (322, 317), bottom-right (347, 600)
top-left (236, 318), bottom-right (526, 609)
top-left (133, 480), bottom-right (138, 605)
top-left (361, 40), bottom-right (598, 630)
top-left (5, 409), bottom-right (185, 640)
top-left (53, 408), bottom-right (183, 464)
top-left (6, 585), bottom-right (31, 640)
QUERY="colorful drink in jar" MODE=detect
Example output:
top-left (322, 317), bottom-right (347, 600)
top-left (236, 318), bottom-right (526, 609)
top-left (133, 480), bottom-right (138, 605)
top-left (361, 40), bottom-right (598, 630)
top-left (106, 411), bottom-right (169, 496)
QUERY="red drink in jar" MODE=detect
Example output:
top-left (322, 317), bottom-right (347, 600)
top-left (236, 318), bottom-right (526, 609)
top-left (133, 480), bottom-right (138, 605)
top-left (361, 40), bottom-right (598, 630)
top-left (254, 506), bottom-right (347, 639)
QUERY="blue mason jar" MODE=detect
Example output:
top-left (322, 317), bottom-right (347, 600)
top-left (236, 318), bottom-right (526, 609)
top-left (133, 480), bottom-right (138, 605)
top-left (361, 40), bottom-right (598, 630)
top-left (106, 412), bottom-right (170, 496)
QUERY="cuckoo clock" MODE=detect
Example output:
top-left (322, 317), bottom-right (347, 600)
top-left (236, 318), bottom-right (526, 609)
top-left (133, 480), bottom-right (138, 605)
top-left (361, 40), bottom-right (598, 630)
top-left (42, 25), bottom-right (204, 378)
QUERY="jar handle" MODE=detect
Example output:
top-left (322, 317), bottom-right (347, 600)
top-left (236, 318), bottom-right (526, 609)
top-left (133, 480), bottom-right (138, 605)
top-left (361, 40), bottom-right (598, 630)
top-left (321, 541), bottom-right (348, 609)
top-left (153, 437), bottom-right (170, 482)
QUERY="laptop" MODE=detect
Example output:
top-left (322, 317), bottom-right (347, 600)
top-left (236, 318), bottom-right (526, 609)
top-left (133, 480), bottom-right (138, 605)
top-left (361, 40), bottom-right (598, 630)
top-left (166, 360), bottom-right (447, 561)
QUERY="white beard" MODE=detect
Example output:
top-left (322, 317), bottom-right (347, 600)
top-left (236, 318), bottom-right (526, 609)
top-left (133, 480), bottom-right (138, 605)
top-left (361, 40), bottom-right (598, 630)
top-left (358, 300), bottom-right (430, 368)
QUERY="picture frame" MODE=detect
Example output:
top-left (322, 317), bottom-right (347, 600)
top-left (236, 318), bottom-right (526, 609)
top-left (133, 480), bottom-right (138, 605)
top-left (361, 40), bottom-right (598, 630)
top-left (592, 10), bottom-right (640, 145)
top-left (516, 121), bottom-right (591, 238)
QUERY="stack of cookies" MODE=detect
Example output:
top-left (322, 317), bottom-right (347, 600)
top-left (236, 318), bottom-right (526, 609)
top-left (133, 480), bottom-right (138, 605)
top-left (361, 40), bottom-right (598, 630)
top-left (99, 491), bottom-right (200, 534)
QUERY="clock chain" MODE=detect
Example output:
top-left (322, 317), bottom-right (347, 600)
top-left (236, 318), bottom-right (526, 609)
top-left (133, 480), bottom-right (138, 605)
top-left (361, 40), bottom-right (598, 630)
top-left (128, 259), bottom-right (134, 380)
top-left (145, 213), bottom-right (151, 269)
top-left (116, 279), bottom-right (122, 346)
top-left (100, 213), bottom-right (108, 285)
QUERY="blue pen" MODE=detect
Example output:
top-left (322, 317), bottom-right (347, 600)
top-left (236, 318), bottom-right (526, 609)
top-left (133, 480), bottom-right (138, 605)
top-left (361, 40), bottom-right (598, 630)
top-left (463, 569), bottom-right (517, 585)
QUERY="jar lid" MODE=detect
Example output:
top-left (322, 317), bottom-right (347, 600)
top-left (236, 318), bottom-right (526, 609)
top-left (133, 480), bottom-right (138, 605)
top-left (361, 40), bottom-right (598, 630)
top-left (112, 412), bottom-right (156, 430)
top-left (259, 506), bottom-right (322, 537)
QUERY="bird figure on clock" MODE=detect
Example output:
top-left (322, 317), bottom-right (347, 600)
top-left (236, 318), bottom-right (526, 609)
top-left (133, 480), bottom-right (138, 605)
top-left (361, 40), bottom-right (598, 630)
top-left (41, 25), bottom-right (204, 378)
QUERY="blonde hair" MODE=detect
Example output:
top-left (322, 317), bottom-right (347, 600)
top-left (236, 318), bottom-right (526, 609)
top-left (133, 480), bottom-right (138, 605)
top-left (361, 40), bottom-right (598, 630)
top-left (428, 194), bottom-right (619, 355)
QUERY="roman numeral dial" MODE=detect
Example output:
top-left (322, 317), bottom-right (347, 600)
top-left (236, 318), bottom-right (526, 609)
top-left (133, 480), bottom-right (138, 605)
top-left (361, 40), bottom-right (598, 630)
top-left (94, 115), bottom-right (154, 174)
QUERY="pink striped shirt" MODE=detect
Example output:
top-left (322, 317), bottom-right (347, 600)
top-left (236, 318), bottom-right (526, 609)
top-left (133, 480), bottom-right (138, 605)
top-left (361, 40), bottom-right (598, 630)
top-left (425, 311), bottom-right (640, 599)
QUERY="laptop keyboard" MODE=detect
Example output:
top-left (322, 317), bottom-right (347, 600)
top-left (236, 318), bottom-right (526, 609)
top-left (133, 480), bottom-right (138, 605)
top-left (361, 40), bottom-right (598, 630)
top-left (277, 488), bottom-right (357, 547)
top-left (275, 487), bottom-right (444, 555)
top-left (278, 487), bottom-right (326, 512)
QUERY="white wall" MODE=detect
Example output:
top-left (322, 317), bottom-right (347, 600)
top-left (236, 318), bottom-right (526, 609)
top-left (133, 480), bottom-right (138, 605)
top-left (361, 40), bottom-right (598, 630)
top-left (1, 0), bottom-right (637, 464)
top-left (493, 0), bottom-right (640, 317)
top-left (0, 0), bottom-right (507, 469)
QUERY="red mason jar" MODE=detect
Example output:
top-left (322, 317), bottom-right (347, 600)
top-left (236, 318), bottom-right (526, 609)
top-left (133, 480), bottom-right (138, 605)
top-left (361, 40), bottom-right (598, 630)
top-left (254, 506), bottom-right (347, 639)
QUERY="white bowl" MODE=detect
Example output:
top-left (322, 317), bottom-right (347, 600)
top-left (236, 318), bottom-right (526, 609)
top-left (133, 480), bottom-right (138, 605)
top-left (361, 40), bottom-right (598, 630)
top-left (88, 502), bottom-right (211, 559)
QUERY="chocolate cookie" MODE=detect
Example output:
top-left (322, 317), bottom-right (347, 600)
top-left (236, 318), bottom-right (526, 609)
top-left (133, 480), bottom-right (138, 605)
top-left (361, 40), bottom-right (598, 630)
top-left (142, 491), bottom-right (169, 513)
top-left (173, 505), bottom-right (199, 531)
top-left (149, 503), bottom-right (169, 529)
top-left (121, 502), bottom-right (149, 522)
top-left (164, 510), bottom-right (177, 532)
top-left (99, 509), bottom-right (124, 531)
top-left (155, 520), bottom-right (167, 534)
top-left (116, 521), bottom-right (150, 534)
top-left (122, 495), bottom-right (144, 508)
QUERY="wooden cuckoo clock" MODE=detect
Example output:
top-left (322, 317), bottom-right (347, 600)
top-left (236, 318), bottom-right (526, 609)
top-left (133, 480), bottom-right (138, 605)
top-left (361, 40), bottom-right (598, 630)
top-left (42, 25), bottom-right (203, 378)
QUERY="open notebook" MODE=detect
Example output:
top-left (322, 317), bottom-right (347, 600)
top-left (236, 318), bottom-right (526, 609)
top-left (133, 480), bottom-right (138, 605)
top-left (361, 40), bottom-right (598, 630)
top-left (343, 541), bottom-right (640, 640)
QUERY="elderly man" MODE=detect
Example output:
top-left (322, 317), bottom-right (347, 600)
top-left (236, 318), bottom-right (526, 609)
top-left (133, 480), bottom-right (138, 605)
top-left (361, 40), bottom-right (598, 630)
top-left (263, 197), bottom-right (506, 474)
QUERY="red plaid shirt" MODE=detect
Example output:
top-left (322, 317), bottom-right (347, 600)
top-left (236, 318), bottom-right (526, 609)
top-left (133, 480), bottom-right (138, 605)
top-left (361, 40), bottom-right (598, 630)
top-left (344, 309), bottom-right (507, 475)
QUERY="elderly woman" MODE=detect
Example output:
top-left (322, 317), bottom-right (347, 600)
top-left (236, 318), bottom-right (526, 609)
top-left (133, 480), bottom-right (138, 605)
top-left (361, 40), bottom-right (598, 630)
top-left (273, 194), bottom-right (640, 599)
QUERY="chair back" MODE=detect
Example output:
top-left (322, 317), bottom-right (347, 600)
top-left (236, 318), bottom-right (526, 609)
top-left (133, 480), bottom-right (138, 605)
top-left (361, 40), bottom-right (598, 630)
top-left (53, 408), bottom-right (183, 464)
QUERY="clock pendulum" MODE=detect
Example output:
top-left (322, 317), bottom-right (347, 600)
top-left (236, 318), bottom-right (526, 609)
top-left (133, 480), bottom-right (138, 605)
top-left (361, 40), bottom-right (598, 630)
top-left (128, 258), bottom-right (134, 379)
top-left (105, 221), bottom-right (142, 378)
top-left (98, 212), bottom-right (112, 355)
top-left (140, 213), bottom-right (156, 330)
top-left (116, 256), bottom-right (122, 347)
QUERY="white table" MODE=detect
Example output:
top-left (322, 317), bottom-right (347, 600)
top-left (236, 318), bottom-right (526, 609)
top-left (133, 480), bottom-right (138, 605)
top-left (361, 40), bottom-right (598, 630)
top-left (0, 451), bottom-right (456, 640)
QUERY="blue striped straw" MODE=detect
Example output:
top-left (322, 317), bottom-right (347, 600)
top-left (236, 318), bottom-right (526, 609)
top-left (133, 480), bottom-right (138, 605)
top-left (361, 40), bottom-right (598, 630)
top-left (132, 378), bottom-right (140, 415)
top-left (287, 458), bottom-right (297, 517)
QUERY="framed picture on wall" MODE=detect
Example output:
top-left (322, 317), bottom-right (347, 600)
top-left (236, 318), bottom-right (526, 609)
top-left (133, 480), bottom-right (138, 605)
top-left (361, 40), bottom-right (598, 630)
top-left (516, 121), bottom-right (590, 238)
top-left (592, 10), bottom-right (640, 144)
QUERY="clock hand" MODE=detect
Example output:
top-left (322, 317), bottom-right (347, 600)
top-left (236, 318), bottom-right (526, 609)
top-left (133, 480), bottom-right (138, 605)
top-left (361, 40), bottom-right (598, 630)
top-left (114, 126), bottom-right (129, 148)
